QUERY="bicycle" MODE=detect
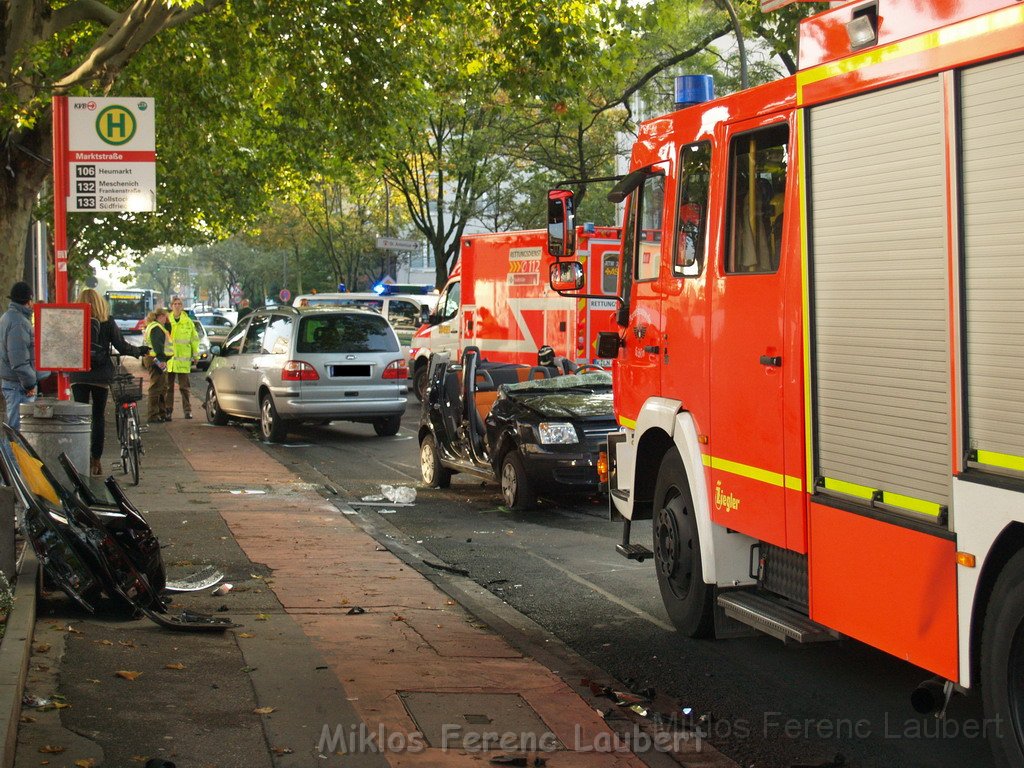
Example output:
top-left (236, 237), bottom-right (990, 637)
top-left (110, 355), bottom-right (144, 486)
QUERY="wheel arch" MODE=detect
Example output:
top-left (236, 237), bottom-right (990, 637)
top-left (970, 522), bottom-right (1024, 687)
top-left (631, 399), bottom-right (754, 588)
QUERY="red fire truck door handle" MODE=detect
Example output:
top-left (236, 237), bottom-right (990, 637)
top-left (759, 355), bottom-right (782, 367)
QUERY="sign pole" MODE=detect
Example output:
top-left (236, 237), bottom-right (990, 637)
top-left (51, 96), bottom-right (70, 400)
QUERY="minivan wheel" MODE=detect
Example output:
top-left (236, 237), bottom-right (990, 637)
top-left (373, 415), bottom-right (402, 437)
top-left (205, 382), bottom-right (228, 426)
top-left (259, 394), bottom-right (288, 443)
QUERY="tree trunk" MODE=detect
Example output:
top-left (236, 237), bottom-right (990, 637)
top-left (0, 121), bottom-right (52, 294)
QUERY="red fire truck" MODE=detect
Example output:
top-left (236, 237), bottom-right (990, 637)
top-left (548, 1), bottom-right (1024, 763)
top-left (409, 226), bottom-right (620, 398)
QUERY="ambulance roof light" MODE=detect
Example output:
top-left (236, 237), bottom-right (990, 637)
top-left (675, 75), bottom-right (714, 109)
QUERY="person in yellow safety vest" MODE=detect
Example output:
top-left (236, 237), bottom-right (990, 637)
top-left (143, 308), bottom-right (173, 424)
top-left (165, 296), bottom-right (200, 420)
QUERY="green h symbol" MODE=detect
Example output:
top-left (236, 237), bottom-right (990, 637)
top-left (104, 111), bottom-right (127, 139)
top-left (96, 106), bottom-right (136, 146)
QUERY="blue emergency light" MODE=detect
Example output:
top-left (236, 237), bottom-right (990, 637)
top-left (675, 75), bottom-right (714, 109)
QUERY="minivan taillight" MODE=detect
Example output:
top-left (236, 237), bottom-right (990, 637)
top-left (382, 360), bottom-right (408, 380)
top-left (282, 360), bottom-right (320, 381)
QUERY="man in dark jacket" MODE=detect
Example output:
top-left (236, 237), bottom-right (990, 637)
top-left (0, 281), bottom-right (38, 430)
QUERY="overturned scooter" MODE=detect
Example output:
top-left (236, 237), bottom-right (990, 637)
top-left (0, 423), bottom-right (236, 631)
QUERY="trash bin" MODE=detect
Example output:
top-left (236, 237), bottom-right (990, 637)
top-left (19, 399), bottom-right (91, 478)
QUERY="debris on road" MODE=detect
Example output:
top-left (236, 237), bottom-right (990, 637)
top-left (346, 607), bottom-right (366, 615)
top-left (423, 560), bottom-right (470, 577)
top-left (212, 583), bottom-right (233, 596)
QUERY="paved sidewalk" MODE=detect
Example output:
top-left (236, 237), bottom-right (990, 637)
top-left (9, 366), bottom-right (733, 768)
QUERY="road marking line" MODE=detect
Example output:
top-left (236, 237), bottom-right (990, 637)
top-left (524, 550), bottom-right (676, 633)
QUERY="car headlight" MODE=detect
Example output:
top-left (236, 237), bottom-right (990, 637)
top-left (537, 422), bottom-right (578, 444)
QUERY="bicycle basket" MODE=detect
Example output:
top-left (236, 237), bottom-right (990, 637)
top-left (111, 373), bottom-right (143, 405)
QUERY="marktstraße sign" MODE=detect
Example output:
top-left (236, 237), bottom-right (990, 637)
top-left (66, 97), bottom-right (156, 213)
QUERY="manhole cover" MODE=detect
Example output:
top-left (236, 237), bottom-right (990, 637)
top-left (400, 692), bottom-right (562, 751)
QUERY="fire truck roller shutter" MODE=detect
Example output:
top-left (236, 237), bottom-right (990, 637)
top-left (809, 76), bottom-right (951, 518)
top-left (962, 54), bottom-right (1024, 475)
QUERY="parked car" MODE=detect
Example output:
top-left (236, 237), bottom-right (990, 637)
top-left (291, 292), bottom-right (433, 356)
top-left (418, 348), bottom-right (618, 510)
top-left (196, 312), bottom-right (235, 346)
top-left (204, 306), bottom-right (408, 442)
top-left (195, 321), bottom-right (212, 371)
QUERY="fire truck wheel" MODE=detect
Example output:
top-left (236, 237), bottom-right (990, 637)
top-left (653, 451), bottom-right (714, 638)
top-left (501, 451), bottom-right (537, 511)
top-left (414, 365), bottom-right (429, 401)
top-left (981, 548), bottom-right (1024, 768)
top-left (420, 434), bottom-right (452, 489)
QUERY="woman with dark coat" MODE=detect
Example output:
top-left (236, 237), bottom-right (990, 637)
top-left (71, 289), bottom-right (148, 475)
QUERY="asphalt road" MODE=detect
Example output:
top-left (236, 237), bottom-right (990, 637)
top-left (212, 387), bottom-right (996, 768)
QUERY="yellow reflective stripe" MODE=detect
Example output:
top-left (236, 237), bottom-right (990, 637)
top-left (619, 416), bottom-right (636, 430)
top-left (821, 476), bottom-right (875, 501)
top-left (705, 454), bottom-right (803, 492)
top-left (974, 450), bottom-right (1024, 473)
top-left (880, 491), bottom-right (943, 518)
top-left (798, 107), bottom-right (814, 489)
top-left (820, 477), bottom-right (943, 518)
top-left (795, 5), bottom-right (1024, 104)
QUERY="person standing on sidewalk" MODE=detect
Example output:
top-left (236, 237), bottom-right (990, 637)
top-left (70, 289), bottom-right (149, 476)
top-left (143, 308), bottom-right (172, 425)
top-left (0, 281), bottom-right (38, 430)
top-left (165, 296), bottom-right (199, 420)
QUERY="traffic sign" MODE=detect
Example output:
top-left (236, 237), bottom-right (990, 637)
top-left (66, 97), bottom-right (156, 213)
top-left (376, 236), bottom-right (420, 252)
top-left (279, 288), bottom-right (292, 303)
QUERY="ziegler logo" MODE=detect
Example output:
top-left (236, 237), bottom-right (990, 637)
top-left (714, 481), bottom-right (741, 512)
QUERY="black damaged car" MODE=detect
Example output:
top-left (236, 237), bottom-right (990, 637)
top-left (418, 347), bottom-right (619, 510)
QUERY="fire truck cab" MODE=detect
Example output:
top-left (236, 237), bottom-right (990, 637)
top-left (548, 2), bottom-right (1024, 764)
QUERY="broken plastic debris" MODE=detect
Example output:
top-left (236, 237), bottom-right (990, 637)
top-left (378, 509), bottom-right (397, 514)
top-left (380, 484), bottom-right (416, 504)
top-left (229, 489), bottom-right (266, 495)
top-left (361, 494), bottom-right (385, 502)
top-left (22, 694), bottom-right (51, 708)
top-left (212, 583), bottom-right (233, 596)
top-left (346, 607), bottom-right (366, 615)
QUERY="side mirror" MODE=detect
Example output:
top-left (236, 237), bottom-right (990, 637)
top-left (211, 344), bottom-right (221, 356)
top-left (427, 313), bottom-right (440, 326)
top-left (547, 189), bottom-right (576, 257)
top-left (549, 261), bottom-right (584, 293)
top-left (596, 332), bottom-right (623, 359)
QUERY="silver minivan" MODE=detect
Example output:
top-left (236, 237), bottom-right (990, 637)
top-left (204, 306), bottom-right (408, 442)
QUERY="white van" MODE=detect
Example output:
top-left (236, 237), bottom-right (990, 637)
top-left (291, 292), bottom-right (435, 353)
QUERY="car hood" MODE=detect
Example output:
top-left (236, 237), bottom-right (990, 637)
top-left (507, 389), bottom-right (614, 419)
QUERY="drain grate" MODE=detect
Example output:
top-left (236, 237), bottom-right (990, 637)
top-left (400, 692), bottom-right (562, 750)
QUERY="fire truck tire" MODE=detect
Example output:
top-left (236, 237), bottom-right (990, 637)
top-left (653, 451), bottom-right (714, 638)
top-left (981, 548), bottom-right (1024, 768)
top-left (420, 434), bottom-right (452, 489)
top-left (414, 365), bottom-right (429, 401)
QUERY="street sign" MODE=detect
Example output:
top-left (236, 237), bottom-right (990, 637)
top-left (66, 97), bottom-right (156, 212)
top-left (279, 288), bottom-right (292, 303)
top-left (376, 236), bottom-right (420, 252)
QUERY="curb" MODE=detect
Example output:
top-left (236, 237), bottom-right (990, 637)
top-left (0, 549), bottom-right (37, 768)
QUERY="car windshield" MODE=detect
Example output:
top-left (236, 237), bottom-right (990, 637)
top-left (297, 313), bottom-right (398, 354)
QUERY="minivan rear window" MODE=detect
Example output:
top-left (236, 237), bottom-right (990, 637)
top-left (297, 314), bottom-right (399, 354)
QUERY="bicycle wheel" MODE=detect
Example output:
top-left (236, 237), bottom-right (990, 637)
top-left (126, 407), bottom-right (141, 485)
